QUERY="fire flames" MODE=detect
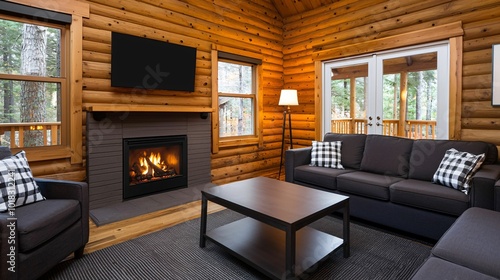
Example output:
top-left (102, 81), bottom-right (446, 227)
top-left (139, 152), bottom-right (162, 176)
top-left (129, 150), bottom-right (179, 185)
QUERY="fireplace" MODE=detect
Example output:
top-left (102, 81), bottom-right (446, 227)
top-left (87, 112), bottom-right (211, 210)
top-left (123, 135), bottom-right (188, 200)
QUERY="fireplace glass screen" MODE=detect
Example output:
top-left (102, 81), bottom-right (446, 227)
top-left (123, 135), bottom-right (187, 199)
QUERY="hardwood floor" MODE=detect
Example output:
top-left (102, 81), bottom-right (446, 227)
top-left (85, 200), bottom-right (225, 254)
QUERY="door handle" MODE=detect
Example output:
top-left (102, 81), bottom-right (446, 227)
top-left (366, 116), bottom-right (373, 126)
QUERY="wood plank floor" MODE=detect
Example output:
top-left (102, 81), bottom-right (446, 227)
top-left (85, 200), bottom-right (225, 254)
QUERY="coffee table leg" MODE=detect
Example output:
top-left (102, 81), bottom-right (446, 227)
top-left (343, 200), bottom-right (350, 258)
top-left (199, 193), bottom-right (207, 248)
top-left (285, 227), bottom-right (296, 278)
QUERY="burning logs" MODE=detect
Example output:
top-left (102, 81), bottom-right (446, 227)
top-left (129, 152), bottom-right (178, 184)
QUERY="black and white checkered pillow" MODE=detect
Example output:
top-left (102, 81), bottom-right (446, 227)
top-left (0, 151), bottom-right (45, 212)
top-left (310, 141), bottom-right (344, 169)
top-left (432, 148), bottom-right (485, 193)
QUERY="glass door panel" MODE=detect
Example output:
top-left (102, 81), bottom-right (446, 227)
top-left (323, 56), bottom-right (375, 135)
top-left (330, 64), bottom-right (368, 134)
top-left (378, 50), bottom-right (441, 139)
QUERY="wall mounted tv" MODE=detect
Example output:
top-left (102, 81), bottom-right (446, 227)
top-left (111, 32), bottom-right (197, 92)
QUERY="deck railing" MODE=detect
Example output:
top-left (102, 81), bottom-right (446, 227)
top-left (331, 119), bottom-right (436, 140)
top-left (405, 120), bottom-right (436, 139)
top-left (0, 122), bottom-right (61, 147)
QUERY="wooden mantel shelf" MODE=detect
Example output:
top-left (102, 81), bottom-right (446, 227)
top-left (84, 104), bottom-right (214, 113)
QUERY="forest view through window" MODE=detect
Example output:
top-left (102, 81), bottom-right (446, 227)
top-left (332, 70), bottom-right (437, 121)
top-left (218, 60), bottom-right (255, 138)
top-left (0, 17), bottom-right (64, 148)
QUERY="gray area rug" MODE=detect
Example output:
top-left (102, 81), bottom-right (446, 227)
top-left (42, 210), bottom-right (431, 279)
top-left (90, 183), bottom-right (215, 226)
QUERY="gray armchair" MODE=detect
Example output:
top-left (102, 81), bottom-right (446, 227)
top-left (0, 148), bottom-right (89, 280)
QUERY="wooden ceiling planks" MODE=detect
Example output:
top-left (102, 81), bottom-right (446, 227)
top-left (270, 0), bottom-right (338, 17)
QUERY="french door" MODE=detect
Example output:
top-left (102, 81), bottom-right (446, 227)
top-left (322, 42), bottom-right (450, 139)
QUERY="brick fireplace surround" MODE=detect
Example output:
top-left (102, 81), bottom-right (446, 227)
top-left (86, 111), bottom-right (212, 225)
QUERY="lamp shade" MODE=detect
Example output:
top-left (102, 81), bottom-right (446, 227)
top-left (278, 89), bottom-right (299, 106)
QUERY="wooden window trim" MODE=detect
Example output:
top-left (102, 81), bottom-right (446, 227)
top-left (3, 0), bottom-right (89, 163)
top-left (313, 22), bottom-right (464, 140)
top-left (211, 45), bottom-right (263, 153)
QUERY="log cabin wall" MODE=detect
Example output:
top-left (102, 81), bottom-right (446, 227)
top-left (80, 0), bottom-right (285, 185)
top-left (282, 0), bottom-right (500, 153)
top-left (8, 0), bottom-right (500, 183)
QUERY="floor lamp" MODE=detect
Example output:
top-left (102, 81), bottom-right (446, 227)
top-left (278, 89), bottom-right (299, 179)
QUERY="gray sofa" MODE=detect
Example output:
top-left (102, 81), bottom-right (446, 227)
top-left (411, 207), bottom-right (500, 279)
top-left (285, 133), bottom-right (500, 240)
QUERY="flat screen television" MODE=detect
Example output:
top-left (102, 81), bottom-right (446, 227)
top-left (111, 32), bottom-right (197, 92)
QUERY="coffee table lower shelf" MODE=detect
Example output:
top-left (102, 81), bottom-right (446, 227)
top-left (204, 217), bottom-right (343, 279)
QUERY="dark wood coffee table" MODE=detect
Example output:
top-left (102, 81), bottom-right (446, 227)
top-left (199, 177), bottom-right (349, 279)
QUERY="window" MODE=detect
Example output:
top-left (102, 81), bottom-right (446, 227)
top-left (0, 16), bottom-right (67, 148)
top-left (211, 48), bottom-right (263, 152)
top-left (218, 59), bottom-right (256, 138)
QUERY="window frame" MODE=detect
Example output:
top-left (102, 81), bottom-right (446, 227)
top-left (0, 0), bottom-right (88, 164)
top-left (211, 46), bottom-right (263, 153)
top-left (0, 14), bottom-right (69, 148)
top-left (217, 58), bottom-right (257, 139)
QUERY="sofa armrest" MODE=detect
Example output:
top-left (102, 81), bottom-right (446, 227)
top-left (285, 147), bottom-right (312, 183)
top-left (469, 164), bottom-right (500, 209)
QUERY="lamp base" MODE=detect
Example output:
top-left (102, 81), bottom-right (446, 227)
top-left (278, 110), bottom-right (293, 179)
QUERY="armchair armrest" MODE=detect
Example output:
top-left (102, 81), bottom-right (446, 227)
top-left (495, 180), bottom-right (500, 212)
top-left (0, 212), bottom-right (18, 280)
top-left (35, 178), bottom-right (88, 201)
top-left (469, 164), bottom-right (500, 209)
top-left (34, 178), bottom-right (89, 245)
top-left (285, 147), bottom-right (312, 183)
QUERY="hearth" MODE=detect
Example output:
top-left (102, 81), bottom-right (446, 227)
top-left (123, 135), bottom-right (187, 199)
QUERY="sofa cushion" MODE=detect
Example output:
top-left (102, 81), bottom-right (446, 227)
top-left (411, 257), bottom-right (498, 280)
top-left (323, 133), bottom-right (367, 169)
top-left (337, 171), bottom-right (404, 201)
top-left (360, 135), bottom-right (413, 178)
top-left (294, 165), bottom-right (354, 191)
top-left (432, 148), bottom-right (485, 193)
top-left (409, 140), bottom-right (494, 182)
top-left (16, 199), bottom-right (81, 252)
top-left (310, 141), bottom-right (344, 169)
top-left (431, 207), bottom-right (500, 279)
top-left (0, 151), bottom-right (45, 212)
top-left (0, 147), bottom-right (11, 160)
top-left (390, 179), bottom-right (469, 216)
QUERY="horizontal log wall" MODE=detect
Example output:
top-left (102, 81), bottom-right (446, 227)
top-left (14, 0), bottom-right (500, 184)
top-left (282, 0), bottom-right (500, 153)
top-left (81, 0), bottom-right (285, 185)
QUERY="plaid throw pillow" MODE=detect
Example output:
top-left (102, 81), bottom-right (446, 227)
top-left (432, 148), bottom-right (485, 193)
top-left (0, 151), bottom-right (45, 212)
top-left (310, 141), bottom-right (344, 169)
